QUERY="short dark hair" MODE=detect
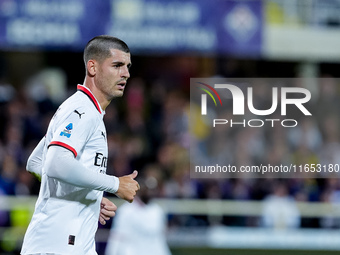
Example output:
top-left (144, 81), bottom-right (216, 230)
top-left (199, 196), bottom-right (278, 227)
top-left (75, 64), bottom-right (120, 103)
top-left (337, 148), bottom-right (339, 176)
top-left (83, 35), bottom-right (130, 65)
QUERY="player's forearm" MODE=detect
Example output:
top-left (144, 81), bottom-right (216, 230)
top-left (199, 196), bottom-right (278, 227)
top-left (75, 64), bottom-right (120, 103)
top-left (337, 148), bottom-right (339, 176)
top-left (26, 136), bottom-right (45, 179)
top-left (45, 146), bottom-right (119, 193)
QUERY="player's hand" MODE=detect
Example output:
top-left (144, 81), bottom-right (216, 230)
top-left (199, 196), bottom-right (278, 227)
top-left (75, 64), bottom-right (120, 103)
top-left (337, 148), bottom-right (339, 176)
top-left (115, 170), bottom-right (140, 203)
top-left (99, 197), bottom-right (117, 225)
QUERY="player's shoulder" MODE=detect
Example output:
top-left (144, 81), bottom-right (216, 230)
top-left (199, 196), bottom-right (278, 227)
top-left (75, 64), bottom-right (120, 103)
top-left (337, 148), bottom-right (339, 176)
top-left (51, 96), bottom-right (99, 134)
top-left (62, 91), bottom-right (100, 118)
top-left (148, 202), bottom-right (164, 213)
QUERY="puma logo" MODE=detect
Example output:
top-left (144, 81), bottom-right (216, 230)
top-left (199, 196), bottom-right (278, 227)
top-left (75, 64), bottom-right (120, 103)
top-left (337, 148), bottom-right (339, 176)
top-left (74, 110), bottom-right (85, 119)
top-left (101, 131), bottom-right (106, 139)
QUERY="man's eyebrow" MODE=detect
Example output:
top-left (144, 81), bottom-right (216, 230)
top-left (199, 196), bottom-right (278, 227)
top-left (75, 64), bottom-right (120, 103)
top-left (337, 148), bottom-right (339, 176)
top-left (112, 61), bottom-right (124, 65)
top-left (112, 61), bottom-right (132, 68)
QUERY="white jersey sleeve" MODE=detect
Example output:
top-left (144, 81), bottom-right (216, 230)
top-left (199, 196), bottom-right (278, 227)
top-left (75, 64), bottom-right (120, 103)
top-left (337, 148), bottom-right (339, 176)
top-left (45, 146), bottom-right (119, 193)
top-left (48, 104), bottom-right (94, 158)
top-left (26, 136), bottom-right (46, 180)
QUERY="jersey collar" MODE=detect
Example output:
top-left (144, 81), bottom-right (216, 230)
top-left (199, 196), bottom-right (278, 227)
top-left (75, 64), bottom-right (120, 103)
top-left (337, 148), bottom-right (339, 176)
top-left (77, 84), bottom-right (103, 114)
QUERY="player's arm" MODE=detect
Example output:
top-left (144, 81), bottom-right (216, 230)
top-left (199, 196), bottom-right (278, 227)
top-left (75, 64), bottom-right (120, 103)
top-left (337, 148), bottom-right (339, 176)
top-left (45, 146), bottom-right (139, 202)
top-left (26, 136), bottom-right (46, 181)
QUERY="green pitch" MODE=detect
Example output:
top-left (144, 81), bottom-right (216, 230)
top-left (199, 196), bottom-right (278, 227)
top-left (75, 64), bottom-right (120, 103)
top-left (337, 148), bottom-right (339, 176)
top-left (171, 248), bottom-right (340, 255)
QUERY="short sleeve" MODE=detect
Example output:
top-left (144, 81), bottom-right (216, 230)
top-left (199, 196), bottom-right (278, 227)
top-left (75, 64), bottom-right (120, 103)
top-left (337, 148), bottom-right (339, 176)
top-left (48, 107), bottom-right (98, 158)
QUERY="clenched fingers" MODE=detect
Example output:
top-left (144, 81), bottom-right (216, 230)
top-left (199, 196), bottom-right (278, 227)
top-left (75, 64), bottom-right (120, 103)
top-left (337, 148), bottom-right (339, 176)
top-left (99, 197), bottom-right (117, 225)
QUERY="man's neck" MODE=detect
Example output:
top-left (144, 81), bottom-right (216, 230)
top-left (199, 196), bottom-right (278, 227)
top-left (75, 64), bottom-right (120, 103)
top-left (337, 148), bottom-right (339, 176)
top-left (83, 78), bottom-right (110, 111)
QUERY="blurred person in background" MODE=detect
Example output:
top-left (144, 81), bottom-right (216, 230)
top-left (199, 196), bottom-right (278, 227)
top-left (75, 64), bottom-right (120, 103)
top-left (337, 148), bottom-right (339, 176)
top-left (320, 178), bottom-right (340, 228)
top-left (262, 181), bottom-right (301, 229)
top-left (105, 165), bottom-right (172, 255)
top-left (21, 35), bottom-right (140, 255)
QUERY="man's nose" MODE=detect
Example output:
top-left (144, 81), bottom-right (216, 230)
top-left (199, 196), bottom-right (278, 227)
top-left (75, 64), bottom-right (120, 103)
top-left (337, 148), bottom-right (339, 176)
top-left (121, 66), bottom-right (130, 79)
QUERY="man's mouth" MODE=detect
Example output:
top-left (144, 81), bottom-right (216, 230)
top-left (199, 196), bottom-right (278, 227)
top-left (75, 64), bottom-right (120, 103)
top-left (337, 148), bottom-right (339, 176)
top-left (117, 81), bottom-right (126, 90)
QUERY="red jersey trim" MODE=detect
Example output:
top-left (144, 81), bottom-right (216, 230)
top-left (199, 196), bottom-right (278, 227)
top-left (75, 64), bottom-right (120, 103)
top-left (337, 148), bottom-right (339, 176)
top-left (77, 85), bottom-right (102, 114)
top-left (49, 141), bottom-right (77, 158)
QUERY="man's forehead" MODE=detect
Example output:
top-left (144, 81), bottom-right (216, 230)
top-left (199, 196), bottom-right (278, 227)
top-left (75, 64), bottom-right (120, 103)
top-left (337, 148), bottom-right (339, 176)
top-left (109, 48), bottom-right (131, 59)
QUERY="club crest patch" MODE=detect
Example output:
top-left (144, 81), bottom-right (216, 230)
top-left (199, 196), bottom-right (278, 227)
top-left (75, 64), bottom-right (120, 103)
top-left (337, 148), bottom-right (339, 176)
top-left (60, 123), bottom-right (73, 138)
top-left (68, 235), bottom-right (75, 245)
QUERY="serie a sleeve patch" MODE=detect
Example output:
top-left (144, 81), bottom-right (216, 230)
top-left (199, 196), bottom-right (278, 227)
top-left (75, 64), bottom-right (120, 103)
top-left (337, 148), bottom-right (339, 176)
top-left (60, 123), bottom-right (73, 138)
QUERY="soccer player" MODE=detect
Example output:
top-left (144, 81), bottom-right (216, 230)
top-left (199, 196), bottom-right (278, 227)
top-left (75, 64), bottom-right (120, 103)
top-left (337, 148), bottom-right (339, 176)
top-left (21, 35), bottom-right (140, 255)
top-left (105, 172), bottom-right (172, 255)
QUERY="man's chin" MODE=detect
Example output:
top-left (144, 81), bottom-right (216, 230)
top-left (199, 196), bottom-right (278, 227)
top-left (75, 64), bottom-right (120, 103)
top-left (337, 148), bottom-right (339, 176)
top-left (113, 91), bottom-right (124, 98)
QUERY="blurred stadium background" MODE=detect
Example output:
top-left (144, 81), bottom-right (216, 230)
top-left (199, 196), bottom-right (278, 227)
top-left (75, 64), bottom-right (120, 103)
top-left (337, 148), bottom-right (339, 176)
top-left (1, 0), bottom-right (340, 254)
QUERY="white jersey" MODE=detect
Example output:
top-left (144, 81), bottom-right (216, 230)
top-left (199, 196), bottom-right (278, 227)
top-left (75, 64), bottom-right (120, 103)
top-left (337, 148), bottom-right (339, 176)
top-left (22, 85), bottom-right (108, 255)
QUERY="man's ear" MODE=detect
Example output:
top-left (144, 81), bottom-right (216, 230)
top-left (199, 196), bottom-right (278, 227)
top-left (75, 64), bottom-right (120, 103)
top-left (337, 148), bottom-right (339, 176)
top-left (86, 60), bottom-right (96, 76)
